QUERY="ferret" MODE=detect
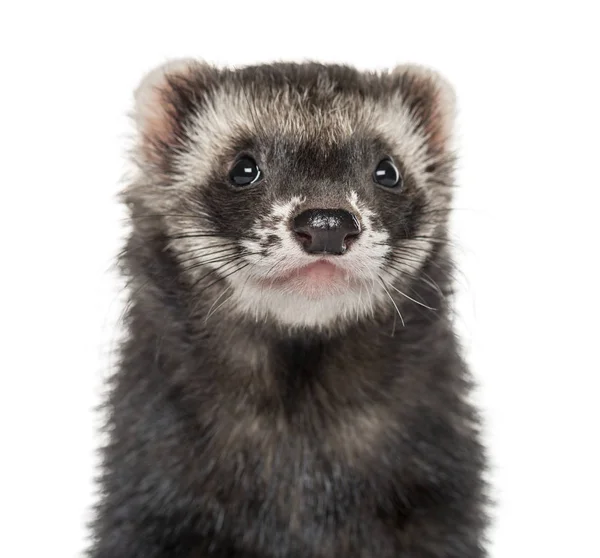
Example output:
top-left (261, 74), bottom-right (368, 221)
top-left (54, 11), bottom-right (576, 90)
top-left (88, 59), bottom-right (489, 557)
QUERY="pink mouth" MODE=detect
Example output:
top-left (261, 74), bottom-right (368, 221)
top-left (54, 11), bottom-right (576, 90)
top-left (295, 260), bottom-right (343, 280)
top-left (259, 259), bottom-right (350, 296)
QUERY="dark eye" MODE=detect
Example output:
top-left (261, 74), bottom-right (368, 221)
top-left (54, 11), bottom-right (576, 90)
top-left (373, 158), bottom-right (402, 189)
top-left (229, 156), bottom-right (262, 187)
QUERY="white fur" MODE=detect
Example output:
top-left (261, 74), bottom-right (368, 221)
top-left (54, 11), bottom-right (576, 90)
top-left (226, 193), bottom-right (392, 329)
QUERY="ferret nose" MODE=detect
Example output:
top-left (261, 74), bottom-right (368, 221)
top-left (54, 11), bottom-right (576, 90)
top-left (292, 209), bottom-right (361, 255)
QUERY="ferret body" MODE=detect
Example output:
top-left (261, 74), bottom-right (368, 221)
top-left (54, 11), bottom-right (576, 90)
top-left (88, 60), bottom-right (488, 557)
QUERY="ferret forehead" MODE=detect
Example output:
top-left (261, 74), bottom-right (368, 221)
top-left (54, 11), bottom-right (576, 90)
top-left (184, 88), bottom-right (369, 172)
top-left (205, 64), bottom-right (388, 141)
top-left (224, 62), bottom-right (379, 100)
top-left (214, 91), bottom-right (363, 144)
top-left (178, 65), bottom-right (429, 184)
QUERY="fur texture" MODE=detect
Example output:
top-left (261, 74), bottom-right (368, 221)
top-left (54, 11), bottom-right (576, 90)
top-left (89, 60), bottom-right (488, 557)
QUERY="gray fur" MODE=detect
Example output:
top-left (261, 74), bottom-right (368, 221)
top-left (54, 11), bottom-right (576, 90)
top-left (88, 60), bottom-right (488, 558)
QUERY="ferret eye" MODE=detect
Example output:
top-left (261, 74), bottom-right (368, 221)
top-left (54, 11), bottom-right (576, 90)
top-left (373, 158), bottom-right (402, 189)
top-left (229, 156), bottom-right (262, 187)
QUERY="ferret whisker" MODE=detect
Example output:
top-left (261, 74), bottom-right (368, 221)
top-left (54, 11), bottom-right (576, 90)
top-left (381, 260), bottom-right (446, 306)
top-left (385, 251), bottom-right (429, 267)
top-left (387, 250), bottom-right (458, 279)
top-left (125, 213), bottom-right (213, 220)
top-left (189, 260), bottom-right (251, 316)
top-left (377, 274), bottom-right (405, 329)
top-left (188, 258), bottom-right (248, 293)
top-left (382, 271), bottom-right (437, 311)
top-left (179, 255), bottom-right (241, 274)
top-left (167, 232), bottom-right (240, 241)
top-left (383, 258), bottom-right (447, 296)
top-left (260, 256), bottom-right (292, 288)
top-left (407, 236), bottom-right (457, 247)
top-left (205, 286), bottom-right (233, 324)
top-left (368, 276), bottom-right (376, 319)
top-left (200, 262), bottom-right (252, 294)
top-left (117, 242), bottom-right (241, 265)
top-left (207, 291), bottom-right (236, 323)
top-left (177, 247), bottom-right (240, 268)
top-left (174, 243), bottom-right (239, 258)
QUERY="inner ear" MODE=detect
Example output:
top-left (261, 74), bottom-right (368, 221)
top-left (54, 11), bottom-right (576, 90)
top-left (391, 64), bottom-right (456, 154)
top-left (133, 58), bottom-right (215, 169)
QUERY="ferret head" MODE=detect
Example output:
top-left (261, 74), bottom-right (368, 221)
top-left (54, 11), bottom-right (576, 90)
top-left (126, 60), bottom-right (456, 331)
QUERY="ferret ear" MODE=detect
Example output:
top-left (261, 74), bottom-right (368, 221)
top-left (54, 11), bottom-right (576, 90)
top-left (133, 58), bottom-right (215, 169)
top-left (391, 64), bottom-right (456, 153)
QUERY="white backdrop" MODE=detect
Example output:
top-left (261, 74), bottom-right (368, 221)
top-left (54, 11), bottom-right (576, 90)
top-left (1, 2), bottom-right (599, 557)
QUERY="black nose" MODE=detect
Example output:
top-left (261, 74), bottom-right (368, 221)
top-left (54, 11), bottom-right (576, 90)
top-left (292, 209), bottom-right (361, 255)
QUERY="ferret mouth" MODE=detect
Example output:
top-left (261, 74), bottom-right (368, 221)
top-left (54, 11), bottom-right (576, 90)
top-left (256, 259), bottom-right (358, 297)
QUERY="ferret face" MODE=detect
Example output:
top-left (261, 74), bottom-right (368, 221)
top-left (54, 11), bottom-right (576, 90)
top-left (128, 60), bottom-right (456, 330)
